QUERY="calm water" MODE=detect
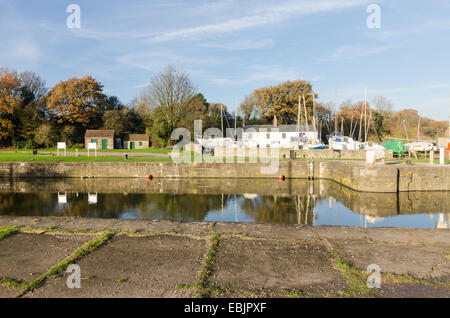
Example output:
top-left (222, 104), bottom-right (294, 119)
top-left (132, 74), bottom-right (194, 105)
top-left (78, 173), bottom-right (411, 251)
top-left (0, 178), bottom-right (449, 229)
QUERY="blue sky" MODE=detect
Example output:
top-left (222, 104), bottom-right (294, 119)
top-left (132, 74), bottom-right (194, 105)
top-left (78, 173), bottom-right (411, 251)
top-left (1, 0), bottom-right (449, 120)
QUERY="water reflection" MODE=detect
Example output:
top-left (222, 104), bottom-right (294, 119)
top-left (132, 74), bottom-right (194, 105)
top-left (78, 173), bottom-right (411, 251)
top-left (0, 178), bottom-right (449, 228)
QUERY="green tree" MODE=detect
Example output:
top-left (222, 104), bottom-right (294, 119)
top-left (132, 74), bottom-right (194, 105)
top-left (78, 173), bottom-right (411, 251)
top-left (136, 65), bottom-right (197, 146)
top-left (12, 71), bottom-right (48, 143)
top-left (102, 108), bottom-right (142, 139)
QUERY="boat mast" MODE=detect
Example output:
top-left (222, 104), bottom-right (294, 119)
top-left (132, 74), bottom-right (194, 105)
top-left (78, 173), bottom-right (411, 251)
top-left (403, 119), bottom-right (409, 140)
top-left (297, 95), bottom-right (301, 134)
top-left (417, 115), bottom-right (421, 141)
top-left (297, 95), bottom-right (302, 148)
top-left (364, 88), bottom-right (368, 142)
top-left (312, 91), bottom-right (317, 135)
top-left (350, 114), bottom-right (354, 138)
top-left (220, 103), bottom-right (224, 138)
top-left (334, 88), bottom-right (338, 133)
top-left (358, 103), bottom-right (363, 142)
top-left (303, 95), bottom-right (308, 132)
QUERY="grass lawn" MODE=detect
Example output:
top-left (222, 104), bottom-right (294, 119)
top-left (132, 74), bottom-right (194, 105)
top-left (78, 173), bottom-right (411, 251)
top-left (0, 151), bottom-right (448, 164)
top-left (6, 147), bottom-right (172, 154)
top-left (0, 152), bottom-right (173, 162)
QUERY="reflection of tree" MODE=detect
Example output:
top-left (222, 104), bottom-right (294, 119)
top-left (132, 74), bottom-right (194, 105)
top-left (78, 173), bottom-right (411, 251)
top-left (0, 193), bottom-right (224, 221)
top-left (239, 195), bottom-right (317, 225)
top-left (0, 193), bottom-right (58, 217)
top-left (130, 194), bottom-right (223, 221)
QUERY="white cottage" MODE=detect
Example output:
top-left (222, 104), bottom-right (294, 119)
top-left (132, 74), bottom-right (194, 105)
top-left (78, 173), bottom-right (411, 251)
top-left (242, 123), bottom-right (318, 148)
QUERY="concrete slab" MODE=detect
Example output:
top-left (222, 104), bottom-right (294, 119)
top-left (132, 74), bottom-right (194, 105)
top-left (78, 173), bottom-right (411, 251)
top-left (58, 218), bottom-right (115, 231)
top-left (211, 237), bottom-right (345, 294)
top-left (0, 286), bottom-right (20, 298)
top-left (213, 223), bottom-right (317, 241)
top-left (330, 239), bottom-right (450, 279)
top-left (0, 233), bottom-right (92, 282)
top-left (430, 258), bottom-right (450, 281)
top-left (26, 235), bottom-right (207, 298)
top-left (108, 219), bottom-right (178, 233)
top-left (314, 226), bottom-right (367, 240)
top-left (0, 216), bottom-right (37, 227)
top-left (366, 227), bottom-right (450, 244)
top-left (28, 217), bottom-right (74, 229)
top-left (172, 222), bottom-right (211, 235)
top-left (376, 282), bottom-right (450, 298)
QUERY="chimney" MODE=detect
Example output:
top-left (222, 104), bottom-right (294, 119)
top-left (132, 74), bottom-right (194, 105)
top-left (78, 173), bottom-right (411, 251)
top-left (273, 115), bottom-right (278, 127)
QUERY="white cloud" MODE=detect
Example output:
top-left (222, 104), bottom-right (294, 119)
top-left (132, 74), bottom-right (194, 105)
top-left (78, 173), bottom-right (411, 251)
top-left (11, 40), bottom-right (42, 61)
top-left (200, 64), bottom-right (321, 86)
top-left (198, 39), bottom-right (273, 51)
top-left (146, 0), bottom-right (370, 43)
top-left (315, 44), bottom-right (397, 62)
top-left (117, 51), bottom-right (222, 71)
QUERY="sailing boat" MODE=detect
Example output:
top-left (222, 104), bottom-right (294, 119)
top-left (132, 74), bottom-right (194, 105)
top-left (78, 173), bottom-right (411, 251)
top-left (303, 93), bottom-right (326, 150)
top-left (329, 131), bottom-right (360, 150)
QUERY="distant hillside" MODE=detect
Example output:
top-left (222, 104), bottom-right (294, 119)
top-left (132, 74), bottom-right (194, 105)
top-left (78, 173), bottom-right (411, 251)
top-left (383, 109), bottom-right (447, 140)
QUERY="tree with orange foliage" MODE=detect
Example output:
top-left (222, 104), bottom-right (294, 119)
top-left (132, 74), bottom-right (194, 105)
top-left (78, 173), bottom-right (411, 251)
top-left (253, 80), bottom-right (315, 124)
top-left (0, 71), bottom-right (22, 145)
top-left (46, 75), bottom-right (108, 129)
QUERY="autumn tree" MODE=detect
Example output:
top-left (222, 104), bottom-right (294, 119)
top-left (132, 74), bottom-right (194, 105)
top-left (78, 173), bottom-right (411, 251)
top-left (239, 94), bottom-right (260, 124)
top-left (0, 70), bottom-right (22, 145)
top-left (253, 80), bottom-right (315, 124)
top-left (34, 123), bottom-right (57, 148)
top-left (46, 76), bottom-right (108, 141)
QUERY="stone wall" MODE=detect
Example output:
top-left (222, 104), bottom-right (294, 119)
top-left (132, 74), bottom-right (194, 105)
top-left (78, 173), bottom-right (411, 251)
top-left (212, 147), bottom-right (394, 160)
top-left (0, 161), bottom-right (449, 193)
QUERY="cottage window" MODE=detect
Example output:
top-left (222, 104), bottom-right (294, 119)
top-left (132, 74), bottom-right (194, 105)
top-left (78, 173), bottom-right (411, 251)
top-left (266, 133), bottom-right (270, 139)
top-left (282, 133), bottom-right (286, 139)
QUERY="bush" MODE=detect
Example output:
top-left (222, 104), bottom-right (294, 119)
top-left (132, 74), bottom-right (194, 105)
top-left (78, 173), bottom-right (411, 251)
top-left (12, 139), bottom-right (34, 149)
top-left (71, 143), bottom-right (84, 149)
top-left (34, 124), bottom-right (57, 148)
top-left (25, 139), bottom-right (34, 149)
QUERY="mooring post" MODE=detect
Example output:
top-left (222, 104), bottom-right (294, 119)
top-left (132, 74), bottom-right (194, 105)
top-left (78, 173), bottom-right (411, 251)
top-left (429, 149), bottom-right (434, 165)
top-left (440, 147), bottom-right (445, 165)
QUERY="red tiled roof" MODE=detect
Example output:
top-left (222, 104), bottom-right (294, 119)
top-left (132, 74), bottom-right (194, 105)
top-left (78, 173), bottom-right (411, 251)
top-left (85, 130), bottom-right (114, 138)
top-left (124, 134), bottom-right (149, 141)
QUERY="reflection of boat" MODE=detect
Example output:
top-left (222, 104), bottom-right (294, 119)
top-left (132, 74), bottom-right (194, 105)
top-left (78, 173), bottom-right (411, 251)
top-left (57, 192), bottom-right (67, 204)
top-left (436, 213), bottom-right (449, 229)
top-left (365, 216), bottom-right (384, 224)
top-left (88, 192), bottom-right (98, 204)
top-left (243, 193), bottom-right (258, 199)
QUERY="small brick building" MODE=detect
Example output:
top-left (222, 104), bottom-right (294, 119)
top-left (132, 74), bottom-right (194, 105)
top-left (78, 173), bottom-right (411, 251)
top-left (85, 130), bottom-right (115, 150)
top-left (123, 134), bottom-right (150, 149)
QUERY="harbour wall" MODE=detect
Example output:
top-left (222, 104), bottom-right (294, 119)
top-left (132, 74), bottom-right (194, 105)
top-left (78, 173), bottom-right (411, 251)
top-left (0, 161), bottom-right (449, 193)
top-left (212, 147), bottom-right (394, 160)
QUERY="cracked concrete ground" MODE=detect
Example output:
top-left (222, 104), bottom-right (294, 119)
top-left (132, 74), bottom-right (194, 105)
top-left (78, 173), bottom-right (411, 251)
top-left (0, 216), bottom-right (449, 298)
